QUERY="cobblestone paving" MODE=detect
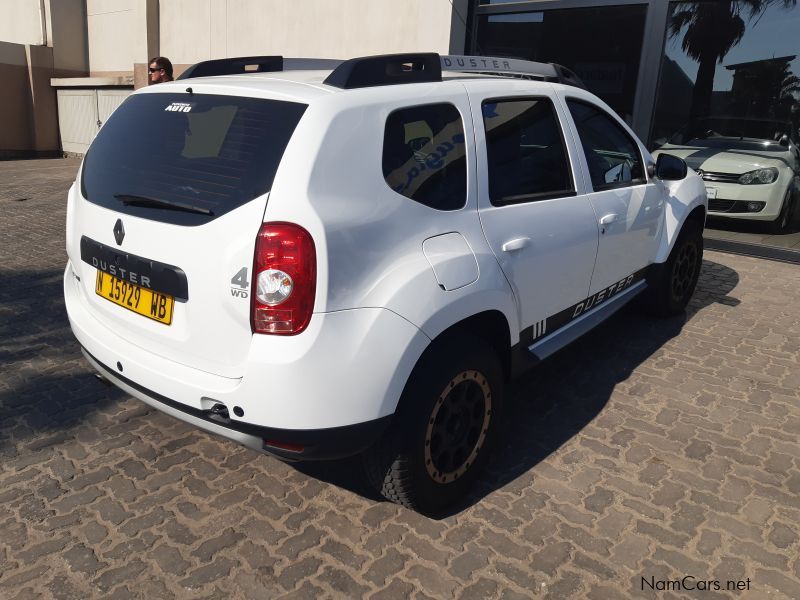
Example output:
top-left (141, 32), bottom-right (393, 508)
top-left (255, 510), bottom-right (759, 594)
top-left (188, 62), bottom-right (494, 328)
top-left (1, 158), bottom-right (799, 599)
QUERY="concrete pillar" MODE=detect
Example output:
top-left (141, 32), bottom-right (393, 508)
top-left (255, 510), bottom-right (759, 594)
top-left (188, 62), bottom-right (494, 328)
top-left (26, 44), bottom-right (59, 152)
top-left (133, 0), bottom-right (161, 88)
top-left (45, 0), bottom-right (89, 77)
top-left (0, 41), bottom-right (34, 154)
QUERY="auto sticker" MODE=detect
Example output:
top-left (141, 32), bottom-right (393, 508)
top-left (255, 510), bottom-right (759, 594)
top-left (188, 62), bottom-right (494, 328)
top-left (164, 102), bottom-right (194, 113)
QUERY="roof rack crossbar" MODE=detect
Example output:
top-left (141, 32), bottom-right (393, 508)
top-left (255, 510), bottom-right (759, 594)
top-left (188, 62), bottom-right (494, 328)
top-left (177, 56), bottom-right (284, 80)
top-left (177, 56), bottom-right (346, 80)
top-left (323, 53), bottom-right (442, 89)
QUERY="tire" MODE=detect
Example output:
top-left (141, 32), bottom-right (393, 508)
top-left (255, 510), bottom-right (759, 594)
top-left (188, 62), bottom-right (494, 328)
top-left (771, 189), bottom-right (794, 233)
top-left (643, 220), bottom-right (703, 317)
top-left (363, 334), bottom-right (504, 515)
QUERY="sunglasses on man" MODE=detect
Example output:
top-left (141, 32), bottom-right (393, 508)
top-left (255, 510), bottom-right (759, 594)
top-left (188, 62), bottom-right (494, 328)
top-left (148, 67), bottom-right (164, 73)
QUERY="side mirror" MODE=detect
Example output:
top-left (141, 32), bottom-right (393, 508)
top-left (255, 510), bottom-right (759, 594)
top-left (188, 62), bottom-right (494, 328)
top-left (779, 134), bottom-right (789, 147)
top-left (655, 153), bottom-right (687, 181)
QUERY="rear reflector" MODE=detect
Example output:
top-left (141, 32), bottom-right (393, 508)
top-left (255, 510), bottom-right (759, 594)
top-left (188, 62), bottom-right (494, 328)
top-left (264, 440), bottom-right (305, 453)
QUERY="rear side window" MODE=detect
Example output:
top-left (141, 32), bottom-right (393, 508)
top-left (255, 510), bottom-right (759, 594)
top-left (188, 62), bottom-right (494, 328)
top-left (81, 93), bottom-right (307, 226)
top-left (482, 97), bottom-right (574, 205)
top-left (566, 99), bottom-right (644, 191)
top-left (382, 103), bottom-right (467, 211)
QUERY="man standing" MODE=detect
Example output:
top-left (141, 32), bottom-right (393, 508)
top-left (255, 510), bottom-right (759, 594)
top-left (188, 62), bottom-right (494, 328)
top-left (148, 57), bottom-right (174, 84)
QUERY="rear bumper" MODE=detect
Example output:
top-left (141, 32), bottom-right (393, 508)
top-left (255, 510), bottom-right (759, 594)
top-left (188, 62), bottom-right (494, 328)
top-left (65, 259), bottom-right (430, 458)
top-left (83, 347), bottom-right (392, 460)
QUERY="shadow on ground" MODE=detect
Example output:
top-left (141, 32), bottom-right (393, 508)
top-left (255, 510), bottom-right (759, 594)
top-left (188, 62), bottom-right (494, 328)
top-left (2, 259), bottom-right (741, 516)
top-left (299, 258), bottom-right (741, 517)
top-left (0, 268), bottom-right (123, 453)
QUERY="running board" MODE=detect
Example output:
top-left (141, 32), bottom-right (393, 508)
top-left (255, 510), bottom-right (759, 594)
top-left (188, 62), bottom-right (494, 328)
top-left (528, 280), bottom-right (646, 361)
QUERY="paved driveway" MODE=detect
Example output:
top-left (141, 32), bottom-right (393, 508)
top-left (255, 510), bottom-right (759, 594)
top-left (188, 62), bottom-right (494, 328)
top-left (1, 159), bottom-right (799, 599)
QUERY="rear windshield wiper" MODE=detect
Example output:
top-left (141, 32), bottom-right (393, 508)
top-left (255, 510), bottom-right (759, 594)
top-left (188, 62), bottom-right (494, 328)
top-left (114, 194), bottom-right (214, 216)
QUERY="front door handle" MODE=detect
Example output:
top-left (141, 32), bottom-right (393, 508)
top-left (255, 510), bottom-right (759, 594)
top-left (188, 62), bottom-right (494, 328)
top-left (501, 237), bottom-right (531, 252)
top-left (599, 213), bottom-right (618, 226)
top-left (599, 213), bottom-right (618, 234)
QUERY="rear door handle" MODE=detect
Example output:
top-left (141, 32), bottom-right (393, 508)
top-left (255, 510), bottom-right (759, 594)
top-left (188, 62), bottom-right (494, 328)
top-left (501, 237), bottom-right (531, 252)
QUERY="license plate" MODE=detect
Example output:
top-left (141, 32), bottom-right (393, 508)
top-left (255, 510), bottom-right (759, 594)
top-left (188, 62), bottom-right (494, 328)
top-left (95, 271), bottom-right (174, 325)
top-left (705, 187), bottom-right (717, 199)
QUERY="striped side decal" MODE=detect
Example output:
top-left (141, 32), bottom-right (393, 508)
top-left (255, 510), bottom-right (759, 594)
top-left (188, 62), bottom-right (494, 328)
top-left (531, 319), bottom-right (547, 340)
top-left (519, 266), bottom-right (650, 350)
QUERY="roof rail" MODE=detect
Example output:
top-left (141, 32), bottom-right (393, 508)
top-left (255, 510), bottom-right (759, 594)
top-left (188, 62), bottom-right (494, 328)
top-left (177, 56), bottom-right (344, 80)
top-left (175, 52), bottom-right (586, 89)
top-left (323, 53), bottom-right (441, 89)
top-left (177, 56), bottom-right (283, 79)
top-left (441, 54), bottom-right (586, 89)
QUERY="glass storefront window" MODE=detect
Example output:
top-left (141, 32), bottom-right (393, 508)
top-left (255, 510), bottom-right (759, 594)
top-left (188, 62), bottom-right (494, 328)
top-left (652, 1), bottom-right (800, 240)
top-left (475, 5), bottom-right (648, 121)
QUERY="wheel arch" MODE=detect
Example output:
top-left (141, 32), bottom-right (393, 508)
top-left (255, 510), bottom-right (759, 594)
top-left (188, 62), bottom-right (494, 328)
top-left (391, 308), bottom-right (514, 419)
top-left (654, 173), bottom-right (707, 264)
top-left (432, 310), bottom-right (513, 381)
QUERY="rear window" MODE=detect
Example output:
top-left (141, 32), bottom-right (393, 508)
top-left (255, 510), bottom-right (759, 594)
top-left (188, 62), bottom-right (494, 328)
top-left (382, 103), bottom-right (467, 211)
top-left (81, 92), bottom-right (307, 226)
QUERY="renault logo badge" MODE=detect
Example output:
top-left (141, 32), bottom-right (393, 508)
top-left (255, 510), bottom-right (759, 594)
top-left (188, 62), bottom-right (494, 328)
top-left (113, 219), bottom-right (125, 246)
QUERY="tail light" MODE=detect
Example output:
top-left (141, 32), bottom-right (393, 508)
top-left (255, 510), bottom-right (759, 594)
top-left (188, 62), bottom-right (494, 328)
top-left (251, 222), bottom-right (316, 335)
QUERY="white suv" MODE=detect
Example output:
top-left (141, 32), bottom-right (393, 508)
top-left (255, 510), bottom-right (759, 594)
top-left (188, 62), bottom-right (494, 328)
top-left (64, 53), bottom-right (707, 514)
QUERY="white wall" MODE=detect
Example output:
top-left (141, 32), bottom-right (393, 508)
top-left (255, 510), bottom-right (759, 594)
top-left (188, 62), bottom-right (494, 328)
top-left (0, 0), bottom-right (45, 46)
top-left (86, 0), bottom-right (154, 73)
top-left (159, 0), bottom-right (211, 65)
top-left (87, 0), bottom-right (135, 72)
top-left (160, 0), bottom-right (462, 65)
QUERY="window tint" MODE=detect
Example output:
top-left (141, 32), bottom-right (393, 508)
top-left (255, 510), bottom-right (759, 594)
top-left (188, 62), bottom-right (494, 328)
top-left (567, 99), bottom-right (644, 191)
top-left (81, 93), bottom-right (307, 226)
top-left (382, 103), bottom-right (467, 210)
top-left (482, 98), bottom-right (574, 204)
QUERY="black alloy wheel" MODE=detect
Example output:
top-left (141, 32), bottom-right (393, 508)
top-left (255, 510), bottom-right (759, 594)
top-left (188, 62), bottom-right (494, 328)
top-left (643, 220), bottom-right (703, 317)
top-left (670, 238), bottom-right (699, 304)
top-left (363, 334), bottom-right (504, 515)
top-left (424, 370), bottom-right (492, 484)
top-left (773, 189), bottom-right (795, 233)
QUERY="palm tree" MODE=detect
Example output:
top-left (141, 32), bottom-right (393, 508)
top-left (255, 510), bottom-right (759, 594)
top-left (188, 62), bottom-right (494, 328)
top-left (669, 0), bottom-right (797, 123)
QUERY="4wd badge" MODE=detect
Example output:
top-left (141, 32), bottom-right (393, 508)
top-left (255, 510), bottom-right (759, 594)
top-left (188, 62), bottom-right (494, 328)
top-left (230, 267), bottom-right (248, 298)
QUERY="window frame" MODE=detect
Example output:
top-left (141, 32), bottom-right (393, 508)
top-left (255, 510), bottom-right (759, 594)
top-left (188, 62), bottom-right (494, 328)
top-left (565, 97), bottom-right (648, 192)
top-left (381, 101), bottom-right (468, 212)
top-left (481, 95), bottom-right (577, 207)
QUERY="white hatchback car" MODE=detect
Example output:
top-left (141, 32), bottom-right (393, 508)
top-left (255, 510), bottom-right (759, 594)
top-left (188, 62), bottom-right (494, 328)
top-left (654, 116), bottom-right (799, 232)
top-left (64, 53), bottom-right (707, 514)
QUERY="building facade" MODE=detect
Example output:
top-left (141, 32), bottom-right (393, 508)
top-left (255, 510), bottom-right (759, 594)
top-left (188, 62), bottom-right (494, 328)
top-left (2, 0), bottom-right (799, 162)
top-left (0, 0), bottom-right (469, 156)
top-left (468, 0), bottom-right (800, 150)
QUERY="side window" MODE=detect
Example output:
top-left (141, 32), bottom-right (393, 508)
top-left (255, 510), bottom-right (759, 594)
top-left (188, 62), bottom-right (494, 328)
top-left (482, 97), bottom-right (574, 205)
top-left (566, 99), bottom-right (645, 191)
top-left (382, 103), bottom-right (467, 211)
